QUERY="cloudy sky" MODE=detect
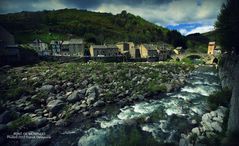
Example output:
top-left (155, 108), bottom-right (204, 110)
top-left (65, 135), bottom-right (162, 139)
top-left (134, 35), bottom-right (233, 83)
top-left (0, 0), bottom-right (226, 35)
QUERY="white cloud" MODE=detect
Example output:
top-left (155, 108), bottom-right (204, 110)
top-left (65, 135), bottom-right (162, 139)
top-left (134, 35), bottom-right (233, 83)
top-left (179, 29), bottom-right (188, 35)
top-left (31, 0), bottom-right (66, 10)
top-left (94, 0), bottom-right (225, 26)
top-left (186, 25), bottom-right (215, 35)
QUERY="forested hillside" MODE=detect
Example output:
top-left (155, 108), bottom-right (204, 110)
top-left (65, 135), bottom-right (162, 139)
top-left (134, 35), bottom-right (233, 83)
top-left (0, 8), bottom-right (186, 47)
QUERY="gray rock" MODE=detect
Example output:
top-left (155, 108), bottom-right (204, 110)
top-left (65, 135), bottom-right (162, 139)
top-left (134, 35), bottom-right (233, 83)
top-left (79, 103), bottom-right (87, 108)
top-left (192, 127), bottom-right (200, 136)
top-left (86, 97), bottom-right (95, 105)
top-left (212, 116), bottom-right (223, 123)
top-left (211, 122), bottom-right (222, 132)
top-left (56, 95), bottom-right (65, 101)
top-left (136, 95), bottom-right (145, 100)
top-left (67, 90), bottom-right (84, 103)
top-left (88, 93), bottom-right (97, 99)
top-left (67, 82), bottom-right (73, 87)
top-left (86, 86), bottom-right (99, 98)
top-left (94, 111), bottom-right (101, 117)
top-left (39, 85), bottom-right (54, 92)
top-left (210, 111), bottom-right (217, 117)
top-left (205, 131), bottom-right (216, 138)
top-left (144, 116), bottom-right (151, 123)
top-left (83, 111), bottom-right (90, 116)
top-left (93, 100), bottom-right (105, 107)
top-left (55, 119), bottom-right (68, 127)
top-left (24, 105), bottom-right (36, 112)
top-left (201, 121), bottom-right (214, 131)
top-left (81, 80), bottom-right (89, 87)
top-left (179, 138), bottom-right (190, 146)
top-left (165, 83), bottom-right (173, 92)
top-left (47, 100), bottom-right (65, 114)
top-left (34, 117), bottom-right (48, 128)
top-left (191, 119), bottom-right (197, 125)
top-left (202, 113), bottom-right (212, 122)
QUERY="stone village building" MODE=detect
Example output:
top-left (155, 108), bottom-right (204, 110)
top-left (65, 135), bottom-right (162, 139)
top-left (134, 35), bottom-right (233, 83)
top-left (61, 39), bottom-right (85, 56)
top-left (174, 46), bottom-right (182, 55)
top-left (30, 39), bottom-right (49, 56)
top-left (139, 44), bottom-right (159, 59)
top-left (208, 42), bottom-right (216, 55)
top-left (139, 44), bottom-right (171, 61)
top-left (89, 45), bottom-right (119, 57)
top-left (116, 42), bottom-right (142, 59)
top-left (50, 40), bottom-right (63, 56)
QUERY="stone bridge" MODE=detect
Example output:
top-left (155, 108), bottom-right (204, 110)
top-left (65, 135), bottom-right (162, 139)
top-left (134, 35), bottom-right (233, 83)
top-left (171, 53), bottom-right (219, 64)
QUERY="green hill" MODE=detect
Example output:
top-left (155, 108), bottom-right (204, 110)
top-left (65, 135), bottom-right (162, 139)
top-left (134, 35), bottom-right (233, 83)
top-left (0, 9), bottom-right (175, 45)
top-left (202, 31), bottom-right (219, 42)
top-left (185, 33), bottom-right (209, 53)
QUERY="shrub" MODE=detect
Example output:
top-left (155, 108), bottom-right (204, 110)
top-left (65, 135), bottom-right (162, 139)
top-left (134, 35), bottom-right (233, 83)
top-left (147, 81), bottom-right (167, 94)
top-left (182, 58), bottom-right (193, 64)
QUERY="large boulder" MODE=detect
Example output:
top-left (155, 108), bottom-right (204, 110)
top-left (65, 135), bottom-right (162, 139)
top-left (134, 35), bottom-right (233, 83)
top-left (86, 86), bottom-right (99, 99)
top-left (47, 100), bottom-right (65, 114)
top-left (93, 100), bottom-right (105, 107)
top-left (67, 90), bottom-right (84, 103)
top-left (192, 127), bottom-right (201, 136)
top-left (33, 117), bottom-right (48, 128)
top-left (211, 122), bottom-right (222, 132)
top-left (39, 85), bottom-right (54, 92)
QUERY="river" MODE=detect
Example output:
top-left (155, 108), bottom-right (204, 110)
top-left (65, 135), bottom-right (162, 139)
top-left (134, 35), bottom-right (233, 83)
top-left (62, 66), bottom-right (221, 146)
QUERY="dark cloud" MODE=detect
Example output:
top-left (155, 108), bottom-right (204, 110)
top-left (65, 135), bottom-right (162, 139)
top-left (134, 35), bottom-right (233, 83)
top-left (0, 0), bottom-right (174, 13)
top-left (0, 0), bottom-right (226, 34)
top-left (60, 0), bottom-right (174, 9)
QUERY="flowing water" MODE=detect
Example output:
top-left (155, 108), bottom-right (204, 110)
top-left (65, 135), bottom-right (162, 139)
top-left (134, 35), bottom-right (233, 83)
top-left (66, 66), bottom-right (221, 146)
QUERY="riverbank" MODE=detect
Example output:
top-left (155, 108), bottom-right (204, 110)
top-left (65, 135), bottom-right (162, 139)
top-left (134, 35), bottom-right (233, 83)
top-left (0, 61), bottom-right (194, 146)
top-left (76, 65), bottom-right (222, 146)
top-left (218, 54), bottom-right (239, 145)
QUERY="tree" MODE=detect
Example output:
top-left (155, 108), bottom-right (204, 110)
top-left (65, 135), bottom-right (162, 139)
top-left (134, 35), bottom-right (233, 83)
top-left (166, 30), bottom-right (187, 49)
top-left (215, 0), bottom-right (239, 54)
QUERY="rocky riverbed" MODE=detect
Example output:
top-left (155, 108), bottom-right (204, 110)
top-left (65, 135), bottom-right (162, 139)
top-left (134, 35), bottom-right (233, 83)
top-left (0, 61), bottom-right (194, 146)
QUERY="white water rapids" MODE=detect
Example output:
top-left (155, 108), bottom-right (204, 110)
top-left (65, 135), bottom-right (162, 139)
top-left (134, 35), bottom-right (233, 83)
top-left (75, 66), bottom-right (221, 146)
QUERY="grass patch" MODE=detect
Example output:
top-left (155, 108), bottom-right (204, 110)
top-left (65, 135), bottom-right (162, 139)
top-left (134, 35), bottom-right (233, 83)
top-left (31, 91), bottom-right (48, 105)
top-left (5, 87), bottom-right (31, 101)
top-left (147, 81), bottom-right (167, 94)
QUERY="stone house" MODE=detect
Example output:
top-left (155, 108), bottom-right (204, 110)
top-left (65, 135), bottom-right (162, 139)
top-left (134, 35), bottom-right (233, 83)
top-left (139, 44), bottom-right (159, 58)
top-left (61, 39), bottom-right (84, 56)
top-left (208, 42), bottom-right (216, 55)
top-left (89, 45), bottom-right (119, 57)
top-left (116, 42), bottom-right (136, 58)
top-left (173, 46), bottom-right (182, 55)
top-left (30, 39), bottom-right (49, 56)
top-left (50, 40), bottom-right (63, 56)
top-left (158, 47), bottom-right (171, 61)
